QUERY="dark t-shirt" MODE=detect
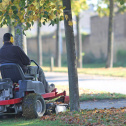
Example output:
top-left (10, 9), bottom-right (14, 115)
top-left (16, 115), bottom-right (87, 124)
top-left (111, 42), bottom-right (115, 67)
top-left (0, 42), bottom-right (31, 72)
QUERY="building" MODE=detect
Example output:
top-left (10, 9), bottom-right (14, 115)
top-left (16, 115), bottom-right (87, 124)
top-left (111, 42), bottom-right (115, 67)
top-left (83, 13), bottom-right (126, 62)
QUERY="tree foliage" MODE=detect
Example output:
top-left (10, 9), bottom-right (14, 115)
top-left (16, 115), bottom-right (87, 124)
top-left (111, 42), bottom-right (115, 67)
top-left (97, 0), bottom-right (126, 17)
top-left (119, 0), bottom-right (126, 5)
top-left (71, 0), bottom-right (88, 15)
top-left (0, 0), bottom-right (65, 32)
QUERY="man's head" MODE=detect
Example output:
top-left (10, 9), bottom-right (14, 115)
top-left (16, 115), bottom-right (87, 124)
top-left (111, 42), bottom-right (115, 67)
top-left (3, 33), bottom-right (14, 43)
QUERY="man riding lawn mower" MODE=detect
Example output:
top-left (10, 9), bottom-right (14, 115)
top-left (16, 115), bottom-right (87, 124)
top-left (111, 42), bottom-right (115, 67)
top-left (0, 33), bottom-right (69, 119)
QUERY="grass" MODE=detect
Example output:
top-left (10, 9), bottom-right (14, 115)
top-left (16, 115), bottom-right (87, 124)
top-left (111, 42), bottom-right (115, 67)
top-left (1, 108), bottom-right (126, 126)
top-left (0, 116), bottom-right (61, 126)
top-left (42, 66), bottom-right (126, 78)
top-left (1, 65), bottom-right (126, 125)
top-left (55, 84), bottom-right (126, 101)
top-left (80, 93), bottom-right (126, 101)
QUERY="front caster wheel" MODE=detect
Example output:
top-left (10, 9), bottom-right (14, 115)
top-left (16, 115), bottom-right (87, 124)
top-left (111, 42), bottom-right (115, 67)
top-left (22, 93), bottom-right (46, 119)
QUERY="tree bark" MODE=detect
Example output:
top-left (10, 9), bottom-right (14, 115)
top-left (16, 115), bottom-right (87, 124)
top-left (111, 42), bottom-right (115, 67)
top-left (62, 0), bottom-right (80, 111)
top-left (76, 14), bottom-right (82, 68)
top-left (55, 22), bottom-right (61, 67)
top-left (37, 21), bottom-right (42, 66)
top-left (106, 0), bottom-right (114, 68)
top-left (14, 24), bottom-right (27, 54)
top-left (8, 25), bottom-right (12, 33)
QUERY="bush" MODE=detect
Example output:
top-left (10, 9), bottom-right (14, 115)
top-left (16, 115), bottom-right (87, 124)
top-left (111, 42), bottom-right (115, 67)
top-left (28, 52), bottom-right (52, 66)
top-left (28, 52), bottom-right (68, 67)
top-left (83, 52), bottom-right (96, 63)
top-left (116, 50), bottom-right (126, 66)
top-left (83, 52), bottom-right (106, 64)
top-left (28, 52), bottom-right (37, 62)
top-left (43, 52), bottom-right (52, 66)
top-left (61, 53), bottom-right (67, 67)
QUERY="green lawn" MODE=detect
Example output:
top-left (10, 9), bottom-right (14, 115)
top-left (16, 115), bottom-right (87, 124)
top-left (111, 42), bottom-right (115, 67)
top-left (42, 66), bottom-right (126, 78)
top-left (0, 117), bottom-right (61, 126)
top-left (80, 93), bottom-right (126, 101)
top-left (31, 62), bottom-right (126, 77)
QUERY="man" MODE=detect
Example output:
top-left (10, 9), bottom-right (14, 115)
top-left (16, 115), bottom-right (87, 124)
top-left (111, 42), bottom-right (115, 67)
top-left (0, 33), bottom-right (55, 93)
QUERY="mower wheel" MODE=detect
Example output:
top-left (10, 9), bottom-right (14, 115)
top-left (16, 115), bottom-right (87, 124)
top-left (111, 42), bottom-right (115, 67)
top-left (22, 93), bottom-right (46, 119)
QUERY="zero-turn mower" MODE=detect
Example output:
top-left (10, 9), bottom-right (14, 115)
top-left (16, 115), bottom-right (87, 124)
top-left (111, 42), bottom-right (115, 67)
top-left (0, 60), bottom-right (69, 119)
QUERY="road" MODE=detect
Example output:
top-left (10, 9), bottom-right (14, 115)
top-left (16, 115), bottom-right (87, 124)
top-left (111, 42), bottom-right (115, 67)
top-left (45, 72), bottom-right (126, 94)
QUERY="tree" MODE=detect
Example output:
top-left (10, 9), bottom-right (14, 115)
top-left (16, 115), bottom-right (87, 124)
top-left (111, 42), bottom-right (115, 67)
top-left (106, 0), bottom-right (114, 68)
top-left (14, 24), bottom-right (23, 48)
top-left (36, 1), bottom-right (42, 66)
top-left (8, 25), bottom-right (12, 33)
top-left (55, 22), bottom-right (61, 67)
top-left (76, 14), bottom-right (82, 68)
top-left (97, 0), bottom-right (126, 68)
top-left (37, 20), bottom-right (42, 66)
top-left (62, 0), bottom-right (80, 111)
top-left (55, 1), bottom-right (62, 67)
top-left (0, 0), bottom-right (65, 32)
top-left (14, 23), bottom-right (27, 53)
top-left (71, 0), bottom-right (88, 68)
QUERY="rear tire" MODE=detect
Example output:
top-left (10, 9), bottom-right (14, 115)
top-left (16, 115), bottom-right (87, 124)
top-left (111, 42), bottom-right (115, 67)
top-left (22, 93), bottom-right (46, 119)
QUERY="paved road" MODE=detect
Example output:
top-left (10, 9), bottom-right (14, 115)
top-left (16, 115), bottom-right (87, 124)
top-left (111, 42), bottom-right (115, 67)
top-left (45, 72), bottom-right (126, 94)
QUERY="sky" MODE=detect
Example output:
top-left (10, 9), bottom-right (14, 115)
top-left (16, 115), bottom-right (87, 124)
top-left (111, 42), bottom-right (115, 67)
top-left (87, 0), bottom-right (98, 5)
top-left (87, 0), bottom-right (107, 10)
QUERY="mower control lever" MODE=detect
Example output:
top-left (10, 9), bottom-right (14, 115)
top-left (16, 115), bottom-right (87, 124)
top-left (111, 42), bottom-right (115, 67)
top-left (30, 60), bottom-right (39, 74)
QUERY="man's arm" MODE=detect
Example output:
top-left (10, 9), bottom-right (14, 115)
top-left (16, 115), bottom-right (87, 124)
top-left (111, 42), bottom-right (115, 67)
top-left (15, 46), bottom-right (31, 65)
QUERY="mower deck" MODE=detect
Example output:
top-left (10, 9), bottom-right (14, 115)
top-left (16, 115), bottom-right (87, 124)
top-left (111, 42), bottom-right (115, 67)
top-left (0, 90), bottom-right (69, 106)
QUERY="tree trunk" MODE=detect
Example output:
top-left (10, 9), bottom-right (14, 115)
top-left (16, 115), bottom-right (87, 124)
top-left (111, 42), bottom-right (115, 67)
top-left (106, 0), bottom-right (114, 68)
top-left (8, 25), bottom-right (12, 33)
top-left (76, 14), bottom-right (82, 68)
top-left (62, 0), bottom-right (80, 111)
top-left (55, 22), bottom-right (61, 67)
top-left (37, 21), bottom-right (42, 66)
top-left (23, 35), bottom-right (27, 55)
top-left (14, 24), bottom-right (27, 54)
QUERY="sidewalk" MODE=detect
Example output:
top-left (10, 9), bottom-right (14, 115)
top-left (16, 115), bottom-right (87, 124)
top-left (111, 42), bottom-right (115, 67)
top-left (80, 99), bottom-right (126, 110)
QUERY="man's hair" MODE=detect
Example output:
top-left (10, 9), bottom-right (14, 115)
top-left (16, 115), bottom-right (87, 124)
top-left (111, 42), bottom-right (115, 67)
top-left (3, 33), bottom-right (13, 42)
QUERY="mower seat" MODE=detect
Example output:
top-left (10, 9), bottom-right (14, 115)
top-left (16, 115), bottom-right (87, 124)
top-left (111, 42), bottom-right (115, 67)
top-left (0, 63), bottom-right (34, 83)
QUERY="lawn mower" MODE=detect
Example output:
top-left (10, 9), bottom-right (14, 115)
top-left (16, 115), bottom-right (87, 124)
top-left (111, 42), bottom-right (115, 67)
top-left (0, 60), bottom-right (69, 119)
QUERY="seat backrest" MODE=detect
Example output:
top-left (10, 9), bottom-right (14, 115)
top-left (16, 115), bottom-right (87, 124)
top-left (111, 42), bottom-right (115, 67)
top-left (0, 63), bottom-right (25, 83)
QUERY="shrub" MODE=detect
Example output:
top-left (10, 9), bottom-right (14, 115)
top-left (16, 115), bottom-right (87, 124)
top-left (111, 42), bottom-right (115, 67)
top-left (83, 52), bottom-right (106, 64)
top-left (116, 50), bottom-right (126, 66)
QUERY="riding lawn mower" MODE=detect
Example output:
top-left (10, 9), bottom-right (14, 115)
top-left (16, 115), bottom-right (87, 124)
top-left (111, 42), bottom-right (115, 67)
top-left (0, 60), bottom-right (69, 119)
